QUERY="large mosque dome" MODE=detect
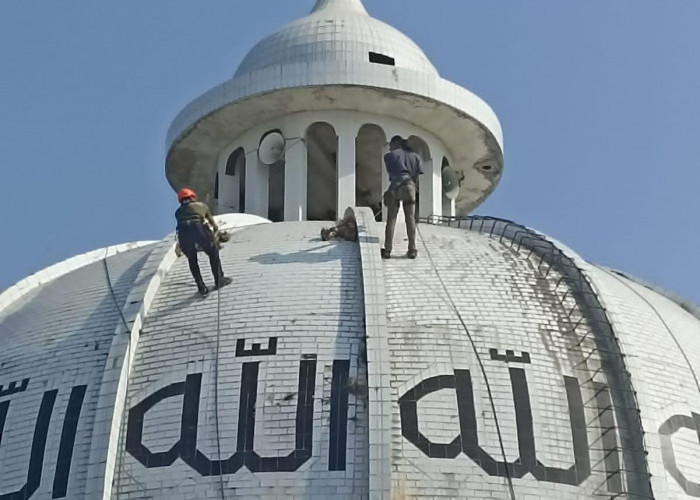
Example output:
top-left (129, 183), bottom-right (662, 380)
top-left (1, 212), bottom-right (700, 499)
top-left (2, 0), bottom-right (700, 499)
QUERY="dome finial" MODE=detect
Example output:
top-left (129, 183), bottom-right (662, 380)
top-left (311, 0), bottom-right (368, 15)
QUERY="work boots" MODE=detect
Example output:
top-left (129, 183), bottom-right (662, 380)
top-left (381, 248), bottom-right (417, 259)
top-left (216, 276), bottom-right (233, 289)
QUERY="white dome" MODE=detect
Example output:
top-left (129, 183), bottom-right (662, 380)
top-left (234, 0), bottom-right (438, 79)
top-left (2, 209), bottom-right (700, 498)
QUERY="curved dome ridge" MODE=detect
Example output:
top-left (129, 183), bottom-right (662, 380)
top-left (234, 2), bottom-right (438, 78)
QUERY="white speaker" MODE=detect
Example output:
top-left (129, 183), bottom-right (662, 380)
top-left (442, 165), bottom-right (460, 200)
top-left (258, 131), bottom-right (286, 165)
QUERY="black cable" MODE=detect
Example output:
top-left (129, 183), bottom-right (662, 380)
top-left (101, 251), bottom-right (133, 498)
top-left (415, 225), bottom-right (517, 500)
top-left (606, 269), bottom-right (700, 394)
top-left (104, 245), bottom-right (227, 498)
top-left (102, 256), bottom-right (131, 334)
top-left (214, 270), bottom-right (226, 499)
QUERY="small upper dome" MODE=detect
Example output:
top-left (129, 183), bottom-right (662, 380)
top-left (234, 0), bottom-right (438, 78)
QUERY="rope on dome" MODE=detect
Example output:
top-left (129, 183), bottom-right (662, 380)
top-left (104, 243), bottom-right (228, 498)
top-left (604, 269), bottom-right (700, 395)
top-left (102, 255), bottom-right (131, 334)
top-left (213, 273), bottom-right (226, 499)
top-left (101, 249), bottom-right (145, 499)
top-left (415, 225), bottom-right (518, 500)
top-left (101, 243), bottom-right (225, 499)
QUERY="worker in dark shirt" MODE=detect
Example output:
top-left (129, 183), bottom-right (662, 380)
top-left (175, 188), bottom-right (231, 297)
top-left (381, 135), bottom-right (423, 259)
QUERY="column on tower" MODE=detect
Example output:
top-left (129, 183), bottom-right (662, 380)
top-left (284, 121), bottom-right (308, 222)
top-left (335, 120), bottom-right (359, 219)
top-left (419, 137), bottom-right (443, 219)
top-left (244, 138), bottom-right (268, 219)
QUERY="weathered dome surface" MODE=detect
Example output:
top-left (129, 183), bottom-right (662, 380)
top-left (1, 210), bottom-right (699, 499)
top-left (0, 242), bottom-right (158, 499)
top-left (234, 0), bottom-right (438, 79)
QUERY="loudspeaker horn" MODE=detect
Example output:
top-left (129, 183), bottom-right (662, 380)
top-left (258, 131), bottom-right (286, 165)
top-left (442, 165), bottom-right (460, 200)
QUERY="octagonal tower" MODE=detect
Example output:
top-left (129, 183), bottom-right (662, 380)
top-left (165, 0), bottom-right (503, 222)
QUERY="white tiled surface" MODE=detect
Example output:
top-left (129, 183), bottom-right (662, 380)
top-left (0, 244), bottom-right (157, 499)
top-left (2, 218), bottom-right (700, 499)
top-left (0, 242), bottom-right (155, 312)
top-left (382, 224), bottom-right (613, 499)
top-left (353, 208), bottom-right (392, 499)
top-left (585, 266), bottom-right (700, 500)
top-left (85, 239), bottom-right (180, 500)
top-left (112, 222), bottom-right (369, 499)
top-left (235, 8), bottom-right (438, 79)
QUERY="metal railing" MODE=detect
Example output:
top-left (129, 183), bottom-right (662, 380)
top-left (422, 215), bottom-right (654, 500)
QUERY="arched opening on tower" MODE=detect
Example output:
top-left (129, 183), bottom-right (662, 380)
top-left (268, 159), bottom-right (285, 222)
top-left (407, 135), bottom-right (431, 219)
top-left (223, 147), bottom-right (246, 213)
top-left (306, 122), bottom-right (338, 221)
top-left (356, 124), bottom-right (386, 221)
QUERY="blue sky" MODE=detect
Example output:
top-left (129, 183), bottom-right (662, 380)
top-left (0, 1), bottom-right (698, 303)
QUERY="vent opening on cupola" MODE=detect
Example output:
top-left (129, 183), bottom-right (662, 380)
top-left (369, 52), bottom-right (395, 66)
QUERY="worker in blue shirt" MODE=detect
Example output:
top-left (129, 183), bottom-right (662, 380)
top-left (381, 135), bottom-right (423, 259)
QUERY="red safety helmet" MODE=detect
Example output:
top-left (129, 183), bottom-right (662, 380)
top-left (177, 188), bottom-right (196, 203)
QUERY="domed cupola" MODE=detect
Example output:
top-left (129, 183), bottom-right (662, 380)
top-left (234, 0), bottom-right (439, 79)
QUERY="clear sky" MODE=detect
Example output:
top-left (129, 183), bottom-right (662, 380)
top-left (0, 1), bottom-right (698, 303)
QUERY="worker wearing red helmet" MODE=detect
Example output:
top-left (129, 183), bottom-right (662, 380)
top-left (175, 188), bottom-right (231, 297)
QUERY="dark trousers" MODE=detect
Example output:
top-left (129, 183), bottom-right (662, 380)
top-left (383, 180), bottom-right (417, 253)
top-left (178, 223), bottom-right (223, 288)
